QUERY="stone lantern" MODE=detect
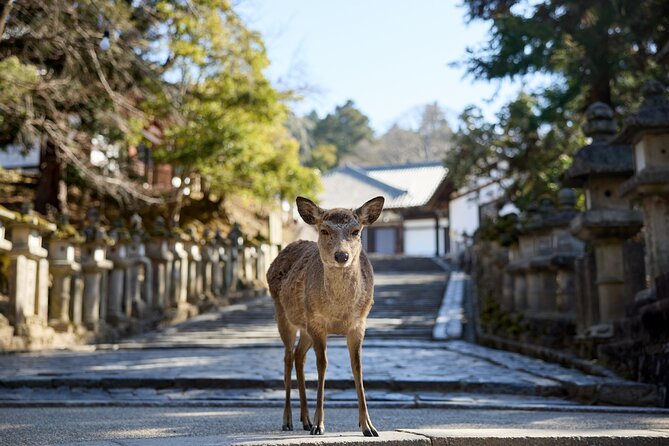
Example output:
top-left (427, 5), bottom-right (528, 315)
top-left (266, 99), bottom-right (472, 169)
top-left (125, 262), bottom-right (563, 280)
top-left (614, 80), bottom-right (669, 286)
top-left (146, 216), bottom-right (173, 309)
top-left (127, 214), bottom-right (152, 314)
top-left (184, 227), bottom-right (203, 304)
top-left (226, 223), bottom-right (243, 292)
top-left (48, 215), bottom-right (83, 331)
top-left (213, 229), bottom-right (226, 296)
top-left (565, 102), bottom-right (643, 337)
top-left (524, 198), bottom-right (559, 316)
top-left (107, 219), bottom-right (132, 323)
top-left (167, 228), bottom-right (189, 309)
top-left (545, 189), bottom-right (583, 315)
top-left (200, 228), bottom-right (220, 299)
top-left (7, 203), bottom-right (56, 336)
top-left (80, 209), bottom-right (114, 331)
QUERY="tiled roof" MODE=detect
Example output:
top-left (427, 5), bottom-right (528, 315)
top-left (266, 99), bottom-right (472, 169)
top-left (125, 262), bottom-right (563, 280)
top-left (321, 161), bottom-right (448, 210)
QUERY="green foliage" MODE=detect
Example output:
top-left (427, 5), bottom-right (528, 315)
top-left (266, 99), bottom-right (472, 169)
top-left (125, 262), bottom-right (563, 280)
top-left (307, 143), bottom-right (338, 172)
top-left (446, 92), bottom-right (582, 209)
top-left (448, 0), bottom-right (669, 210)
top-left (294, 101), bottom-right (453, 169)
top-left (348, 103), bottom-right (454, 165)
top-left (476, 214), bottom-right (519, 246)
top-left (1, 0), bottom-right (319, 214)
top-left (148, 0), bottom-right (318, 201)
top-left (311, 100), bottom-right (373, 163)
top-left (479, 298), bottom-right (528, 337)
top-left (461, 0), bottom-right (669, 109)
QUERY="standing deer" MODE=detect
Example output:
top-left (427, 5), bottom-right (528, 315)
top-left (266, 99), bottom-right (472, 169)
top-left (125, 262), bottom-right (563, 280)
top-left (266, 196), bottom-right (384, 437)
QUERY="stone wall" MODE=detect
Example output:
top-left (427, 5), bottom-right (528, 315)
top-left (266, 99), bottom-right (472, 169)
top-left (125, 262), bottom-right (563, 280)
top-left (470, 81), bottom-right (669, 407)
top-left (0, 206), bottom-right (279, 352)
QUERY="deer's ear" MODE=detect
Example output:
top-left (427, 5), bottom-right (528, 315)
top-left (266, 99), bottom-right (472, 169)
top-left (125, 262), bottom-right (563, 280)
top-left (355, 196), bottom-right (385, 226)
top-left (296, 196), bottom-right (323, 225)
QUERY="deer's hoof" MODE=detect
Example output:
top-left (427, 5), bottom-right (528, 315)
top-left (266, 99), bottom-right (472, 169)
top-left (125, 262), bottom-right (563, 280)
top-left (310, 425), bottom-right (325, 435)
top-left (363, 426), bottom-right (379, 437)
top-left (282, 423), bottom-right (293, 431)
top-left (303, 422), bottom-right (313, 431)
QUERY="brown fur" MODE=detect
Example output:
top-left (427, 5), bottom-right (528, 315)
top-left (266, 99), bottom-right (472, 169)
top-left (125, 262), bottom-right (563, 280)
top-left (266, 196), bottom-right (384, 437)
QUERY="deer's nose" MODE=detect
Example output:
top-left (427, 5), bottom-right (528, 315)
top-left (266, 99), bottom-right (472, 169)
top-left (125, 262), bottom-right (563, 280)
top-left (334, 251), bottom-right (349, 264)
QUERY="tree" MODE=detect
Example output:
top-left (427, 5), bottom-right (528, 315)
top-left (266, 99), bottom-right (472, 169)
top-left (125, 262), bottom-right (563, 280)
top-left (149, 0), bottom-right (318, 222)
top-left (460, 0), bottom-right (669, 111)
top-left (341, 103), bottom-right (453, 166)
top-left (445, 93), bottom-right (580, 209)
top-left (311, 100), bottom-right (373, 162)
top-left (0, 0), bottom-right (163, 213)
top-left (446, 0), bottom-right (669, 209)
top-left (417, 102), bottom-right (453, 160)
top-left (1, 0), bottom-right (319, 220)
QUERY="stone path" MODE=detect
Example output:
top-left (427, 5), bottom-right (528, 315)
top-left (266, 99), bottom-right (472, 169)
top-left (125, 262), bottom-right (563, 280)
top-left (2, 406), bottom-right (669, 446)
top-left (0, 258), bottom-right (660, 410)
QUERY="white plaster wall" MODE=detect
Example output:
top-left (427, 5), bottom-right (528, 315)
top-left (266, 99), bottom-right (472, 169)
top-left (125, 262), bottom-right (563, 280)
top-left (403, 218), bottom-right (448, 256)
top-left (448, 181), bottom-right (510, 256)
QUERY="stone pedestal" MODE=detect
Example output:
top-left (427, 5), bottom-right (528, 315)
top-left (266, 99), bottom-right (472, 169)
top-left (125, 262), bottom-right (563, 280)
top-left (48, 238), bottom-right (81, 331)
top-left (566, 102), bottom-right (642, 337)
top-left (7, 208), bottom-right (55, 336)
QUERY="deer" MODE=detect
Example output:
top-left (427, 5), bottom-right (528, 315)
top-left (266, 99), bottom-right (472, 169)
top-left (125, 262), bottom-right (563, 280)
top-left (266, 196), bottom-right (385, 437)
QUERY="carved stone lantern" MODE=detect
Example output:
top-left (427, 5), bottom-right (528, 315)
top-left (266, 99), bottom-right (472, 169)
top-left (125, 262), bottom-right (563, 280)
top-left (146, 216), bottom-right (173, 309)
top-left (565, 102), bottom-right (643, 337)
top-left (184, 227), bottom-right (203, 304)
top-left (48, 215), bottom-right (83, 331)
top-left (614, 80), bottom-right (669, 286)
top-left (107, 219), bottom-right (132, 323)
top-left (167, 227), bottom-right (189, 309)
top-left (7, 203), bottom-right (56, 335)
top-left (127, 214), bottom-right (152, 314)
top-left (80, 209), bottom-right (114, 331)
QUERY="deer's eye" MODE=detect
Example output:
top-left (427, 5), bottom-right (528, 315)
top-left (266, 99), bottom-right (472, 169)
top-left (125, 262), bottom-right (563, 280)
top-left (320, 229), bottom-right (329, 236)
top-left (351, 229), bottom-right (360, 237)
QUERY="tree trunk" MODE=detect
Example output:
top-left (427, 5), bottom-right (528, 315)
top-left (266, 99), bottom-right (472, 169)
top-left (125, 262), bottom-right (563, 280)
top-left (35, 138), bottom-right (67, 215)
top-left (0, 0), bottom-right (14, 38)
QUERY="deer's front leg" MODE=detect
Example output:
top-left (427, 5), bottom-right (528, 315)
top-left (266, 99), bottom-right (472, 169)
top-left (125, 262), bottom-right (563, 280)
top-left (309, 327), bottom-right (328, 435)
top-left (347, 327), bottom-right (378, 437)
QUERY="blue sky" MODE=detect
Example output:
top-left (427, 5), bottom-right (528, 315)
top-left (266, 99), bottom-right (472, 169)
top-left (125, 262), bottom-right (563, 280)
top-left (237, 0), bottom-right (527, 134)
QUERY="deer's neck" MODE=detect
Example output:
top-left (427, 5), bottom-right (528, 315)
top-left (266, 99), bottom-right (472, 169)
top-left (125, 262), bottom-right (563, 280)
top-left (322, 258), bottom-right (363, 296)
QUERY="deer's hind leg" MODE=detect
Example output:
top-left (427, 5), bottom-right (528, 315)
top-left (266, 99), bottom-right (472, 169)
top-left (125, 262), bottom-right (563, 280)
top-left (276, 305), bottom-right (297, 431)
top-left (294, 331), bottom-right (313, 430)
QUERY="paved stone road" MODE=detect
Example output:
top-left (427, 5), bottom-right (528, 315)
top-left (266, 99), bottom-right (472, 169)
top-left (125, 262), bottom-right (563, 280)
top-left (0, 258), bottom-right (659, 410)
top-left (2, 257), bottom-right (668, 446)
top-left (2, 406), bottom-right (669, 446)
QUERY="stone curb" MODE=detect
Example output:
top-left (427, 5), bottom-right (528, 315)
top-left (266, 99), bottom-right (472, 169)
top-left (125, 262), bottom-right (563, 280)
top-left (4, 398), bottom-right (669, 414)
top-left (0, 377), bottom-right (564, 397)
top-left (50, 429), bottom-right (669, 446)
